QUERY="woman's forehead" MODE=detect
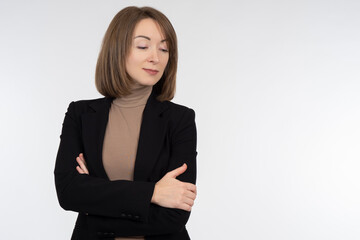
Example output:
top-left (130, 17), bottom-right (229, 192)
top-left (133, 18), bottom-right (166, 41)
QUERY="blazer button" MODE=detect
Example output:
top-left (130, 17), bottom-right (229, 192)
top-left (121, 213), bottom-right (126, 218)
top-left (127, 214), bottom-right (132, 218)
top-left (134, 215), bottom-right (140, 220)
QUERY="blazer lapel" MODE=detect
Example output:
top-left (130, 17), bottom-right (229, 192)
top-left (81, 91), bottom-right (169, 181)
top-left (82, 97), bottom-right (113, 179)
top-left (134, 92), bottom-right (169, 181)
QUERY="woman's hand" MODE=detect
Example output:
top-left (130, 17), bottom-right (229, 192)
top-left (75, 154), bottom-right (196, 211)
top-left (76, 153), bottom-right (89, 175)
top-left (75, 153), bottom-right (89, 215)
top-left (151, 164), bottom-right (197, 212)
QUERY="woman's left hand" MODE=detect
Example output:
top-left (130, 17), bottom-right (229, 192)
top-left (76, 153), bottom-right (90, 215)
top-left (76, 153), bottom-right (89, 175)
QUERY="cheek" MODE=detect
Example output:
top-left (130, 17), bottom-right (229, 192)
top-left (162, 56), bottom-right (170, 68)
top-left (126, 55), bottom-right (139, 70)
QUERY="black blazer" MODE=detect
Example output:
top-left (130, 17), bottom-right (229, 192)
top-left (54, 90), bottom-right (197, 240)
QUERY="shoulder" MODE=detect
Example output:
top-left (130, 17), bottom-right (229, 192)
top-left (162, 101), bottom-right (197, 143)
top-left (71, 97), bottom-right (109, 108)
top-left (165, 101), bottom-right (195, 118)
top-left (162, 101), bottom-right (196, 131)
top-left (66, 97), bottom-right (111, 114)
top-left (62, 97), bottom-right (111, 126)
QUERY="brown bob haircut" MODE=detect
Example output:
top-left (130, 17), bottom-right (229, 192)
top-left (95, 6), bottom-right (178, 102)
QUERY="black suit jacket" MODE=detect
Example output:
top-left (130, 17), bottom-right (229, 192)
top-left (54, 90), bottom-right (197, 240)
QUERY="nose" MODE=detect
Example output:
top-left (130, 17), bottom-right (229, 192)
top-left (147, 48), bottom-right (159, 64)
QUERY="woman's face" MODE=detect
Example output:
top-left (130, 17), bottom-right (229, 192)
top-left (126, 18), bottom-right (169, 86)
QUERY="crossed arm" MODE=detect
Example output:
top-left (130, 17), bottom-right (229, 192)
top-left (76, 153), bottom-right (197, 212)
top-left (55, 101), bottom-right (197, 237)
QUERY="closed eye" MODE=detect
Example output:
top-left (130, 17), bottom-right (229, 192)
top-left (137, 46), bottom-right (148, 50)
top-left (160, 49), bottom-right (168, 52)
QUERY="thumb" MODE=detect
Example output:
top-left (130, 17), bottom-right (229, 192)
top-left (167, 163), bottom-right (187, 178)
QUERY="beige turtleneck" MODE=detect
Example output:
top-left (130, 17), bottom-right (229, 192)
top-left (102, 83), bottom-right (152, 240)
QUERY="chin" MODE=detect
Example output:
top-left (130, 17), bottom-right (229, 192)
top-left (136, 78), bottom-right (161, 86)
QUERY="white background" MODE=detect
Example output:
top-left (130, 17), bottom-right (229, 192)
top-left (1, 0), bottom-right (359, 239)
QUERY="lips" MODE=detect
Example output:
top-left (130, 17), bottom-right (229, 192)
top-left (143, 68), bottom-right (159, 75)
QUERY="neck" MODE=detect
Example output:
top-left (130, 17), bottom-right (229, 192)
top-left (113, 83), bottom-right (153, 108)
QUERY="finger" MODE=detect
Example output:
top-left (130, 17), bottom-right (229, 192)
top-left (79, 159), bottom-right (89, 174)
top-left (79, 153), bottom-right (86, 164)
top-left (76, 157), bottom-right (89, 174)
top-left (179, 203), bottom-right (192, 212)
top-left (76, 159), bottom-right (86, 173)
top-left (77, 154), bottom-right (84, 164)
top-left (167, 163), bottom-right (187, 178)
top-left (183, 196), bottom-right (195, 207)
top-left (76, 166), bottom-right (85, 174)
top-left (186, 183), bottom-right (197, 194)
top-left (185, 191), bottom-right (196, 200)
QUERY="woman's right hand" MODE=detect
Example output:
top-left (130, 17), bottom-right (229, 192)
top-left (77, 153), bottom-right (196, 211)
top-left (151, 163), bottom-right (197, 212)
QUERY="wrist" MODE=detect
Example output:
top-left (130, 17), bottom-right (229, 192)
top-left (151, 183), bottom-right (158, 204)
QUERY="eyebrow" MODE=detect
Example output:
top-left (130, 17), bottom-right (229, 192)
top-left (134, 35), bottom-right (167, 42)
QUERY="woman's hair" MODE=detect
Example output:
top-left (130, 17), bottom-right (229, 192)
top-left (95, 6), bottom-right (178, 102)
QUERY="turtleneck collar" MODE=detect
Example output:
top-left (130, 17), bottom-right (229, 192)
top-left (113, 83), bottom-right (153, 108)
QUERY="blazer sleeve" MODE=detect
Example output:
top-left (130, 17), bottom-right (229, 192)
top-left (86, 107), bottom-right (197, 237)
top-left (54, 102), bottom-right (156, 221)
top-left (55, 101), bottom-right (197, 236)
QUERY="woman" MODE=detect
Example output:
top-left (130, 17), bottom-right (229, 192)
top-left (54, 6), bottom-right (197, 240)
